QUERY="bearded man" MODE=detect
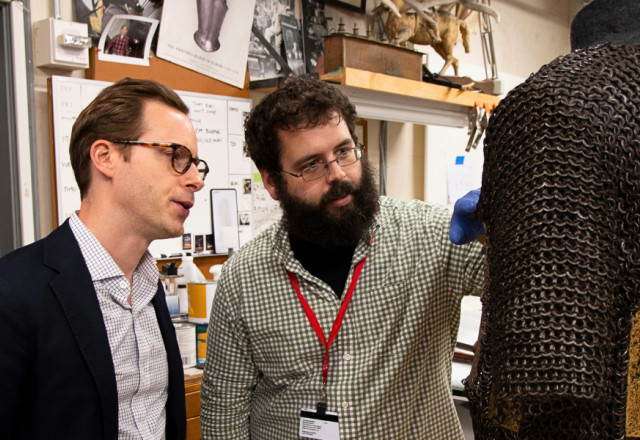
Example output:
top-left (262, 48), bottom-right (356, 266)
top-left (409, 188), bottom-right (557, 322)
top-left (200, 75), bottom-right (485, 440)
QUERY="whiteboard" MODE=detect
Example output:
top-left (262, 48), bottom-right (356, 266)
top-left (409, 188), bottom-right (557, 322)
top-left (50, 75), bottom-right (254, 258)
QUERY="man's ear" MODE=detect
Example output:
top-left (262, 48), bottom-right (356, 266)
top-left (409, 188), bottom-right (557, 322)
top-left (259, 169), bottom-right (279, 201)
top-left (89, 140), bottom-right (120, 179)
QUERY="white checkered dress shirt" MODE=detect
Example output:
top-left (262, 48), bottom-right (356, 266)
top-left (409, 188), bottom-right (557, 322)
top-left (200, 197), bottom-right (485, 439)
top-left (70, 213), bottom-right (168, 440)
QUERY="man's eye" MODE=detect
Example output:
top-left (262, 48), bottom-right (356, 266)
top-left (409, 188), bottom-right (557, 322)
top-left (337, 148), bottom-right (350, 157)
top-left (304, 160), bottom-right (320, 171)
top-left (175, 149), bottom-right (192, 162)
top-left (176, 152), bottom-right (189, 161)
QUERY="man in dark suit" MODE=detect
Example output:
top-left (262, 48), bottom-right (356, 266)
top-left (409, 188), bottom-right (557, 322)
top-left (0, 78), bottom-right (209, 439)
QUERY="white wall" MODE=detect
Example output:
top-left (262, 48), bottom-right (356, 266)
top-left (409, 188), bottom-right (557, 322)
top-left (31, 0), bottom-right (84, 237)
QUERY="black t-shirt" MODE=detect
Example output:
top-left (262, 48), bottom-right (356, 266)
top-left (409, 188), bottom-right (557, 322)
top-left (290, 237), bottom-right (356, 299)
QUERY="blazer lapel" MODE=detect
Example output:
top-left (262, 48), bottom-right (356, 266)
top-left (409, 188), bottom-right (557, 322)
top-left (44, 222), bottom-right (119, 439)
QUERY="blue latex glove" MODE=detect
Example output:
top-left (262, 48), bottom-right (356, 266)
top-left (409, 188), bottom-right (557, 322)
top-left (449, 188), bottom-right (485, 245)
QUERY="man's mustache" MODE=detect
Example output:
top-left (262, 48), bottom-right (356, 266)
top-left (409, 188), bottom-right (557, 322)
top-left (321, 181), bottom-right (358, 205)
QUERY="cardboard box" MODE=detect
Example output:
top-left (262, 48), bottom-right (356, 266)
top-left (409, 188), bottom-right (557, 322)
top-left (323, 34), bottom-right (422, 81)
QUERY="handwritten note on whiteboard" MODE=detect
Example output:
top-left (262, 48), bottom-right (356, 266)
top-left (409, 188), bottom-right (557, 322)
top-left (251, 172), bottom-right (282, 236)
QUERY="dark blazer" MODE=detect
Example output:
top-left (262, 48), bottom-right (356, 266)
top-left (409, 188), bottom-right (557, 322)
top-left (0, 221), bottom-right (186, 439)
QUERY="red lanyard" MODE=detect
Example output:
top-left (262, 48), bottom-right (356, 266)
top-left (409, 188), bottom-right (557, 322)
top-left (286, 236), bottom-right (373, 391)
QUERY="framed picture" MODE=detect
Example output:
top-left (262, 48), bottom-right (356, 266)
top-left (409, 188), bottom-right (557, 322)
top-left (301, 0), bottom-right (328, 74)
top-left (280, 15), bottom-right (305, 75)
top-left (248, 0), bottom-right (295, 82)
top-left (325, 0), bottom-right (366, 13)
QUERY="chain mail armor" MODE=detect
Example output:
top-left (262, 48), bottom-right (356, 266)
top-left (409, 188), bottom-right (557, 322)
top-left (466, 43), bottom-right (640, 439)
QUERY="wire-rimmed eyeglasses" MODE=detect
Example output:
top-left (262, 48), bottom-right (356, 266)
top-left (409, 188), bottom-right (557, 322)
top-left (281, 143), bottom-right (365, 182)
top-left (111, 140), bottom-right (210, 180)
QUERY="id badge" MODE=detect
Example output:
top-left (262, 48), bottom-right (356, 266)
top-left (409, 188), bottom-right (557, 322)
top-left (299, 408), bottom-right (340, 440)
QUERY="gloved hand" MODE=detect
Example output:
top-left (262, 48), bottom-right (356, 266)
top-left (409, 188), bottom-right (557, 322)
top-left (449, 188), bottom-right (485, 245)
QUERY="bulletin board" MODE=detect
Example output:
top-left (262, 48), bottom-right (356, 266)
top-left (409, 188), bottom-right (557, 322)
top-left (48, 75), bottom-right (255, 259)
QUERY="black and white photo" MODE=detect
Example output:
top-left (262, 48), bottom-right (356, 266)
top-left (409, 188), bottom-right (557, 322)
top-left (280, 14), bottom-right (305, 75)
top-left (247, 0), bottom-right (294, 82)
top-left (301, 0), bottom-right (328, 74)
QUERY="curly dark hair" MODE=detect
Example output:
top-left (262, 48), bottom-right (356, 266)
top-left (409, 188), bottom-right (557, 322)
top-left (244, 75), bottom-right (358, 184)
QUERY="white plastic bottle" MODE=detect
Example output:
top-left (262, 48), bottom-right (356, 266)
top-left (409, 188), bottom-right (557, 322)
top-left (176, 283), bottom-right (189, 315)
top-left (177, 255), bottom-right (206, 315)
top-left (179, 254), bottom-right (206, 283)
top-left (209, 264), bottom-right (223, 281)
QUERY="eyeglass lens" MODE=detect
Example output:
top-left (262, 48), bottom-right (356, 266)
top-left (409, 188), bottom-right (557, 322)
top-left (173, 145), bottom-right (208, 179)
top-left (195, 161), bottom-right (209, 180)
top-left (302, 147), bottom-right (361, 181)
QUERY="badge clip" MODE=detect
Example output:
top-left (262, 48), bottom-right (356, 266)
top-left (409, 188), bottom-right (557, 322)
top-left (317, 385), bottom-right (327, 414)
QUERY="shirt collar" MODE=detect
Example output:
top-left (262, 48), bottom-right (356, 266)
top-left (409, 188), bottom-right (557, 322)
top-left (69, 212), bottom-right (157, 285)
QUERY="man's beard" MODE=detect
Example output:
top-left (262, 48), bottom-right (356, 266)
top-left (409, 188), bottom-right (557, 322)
top-left (276, 159), bottom-right (379, 249)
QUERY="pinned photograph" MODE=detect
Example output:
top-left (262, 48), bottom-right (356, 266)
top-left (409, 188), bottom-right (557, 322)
top-left (98, 14), bottom-right (159, 65)
top-left (73, 0), bottom-right (164, 46)
top-left (247, 0), bottom-right (294, 82)
top-left (280, 14), bottom-right (305, 75)
top-left (239, 212), bottom-right (250, 226)
top-left (156, 0), bottom-right (256, 88)
top-left (301, 0), bottom-right (328, 74)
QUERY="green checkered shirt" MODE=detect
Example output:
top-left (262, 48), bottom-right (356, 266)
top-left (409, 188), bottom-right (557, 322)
top-left (201, 196), bottom-right (484, 439)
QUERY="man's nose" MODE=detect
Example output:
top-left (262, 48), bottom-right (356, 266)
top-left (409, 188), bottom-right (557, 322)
top-left (325, 158), bottom-right (345, 181)
top-left (186, 163), bottom-right (206, 191)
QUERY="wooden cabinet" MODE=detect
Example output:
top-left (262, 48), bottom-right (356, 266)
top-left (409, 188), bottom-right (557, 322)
top-left (185, 370), bottom-right (203, 440)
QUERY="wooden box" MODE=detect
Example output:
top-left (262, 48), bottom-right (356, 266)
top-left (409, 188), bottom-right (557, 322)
top-left (323, 34), bottom-right (422, 81)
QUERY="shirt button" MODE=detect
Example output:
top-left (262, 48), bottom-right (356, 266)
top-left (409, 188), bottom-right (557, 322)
top-left (343, 353), bottom-right (352, 361)
top-left (119, 280), bottom-right (128, 289)
top-left (342, 402), bottom-right (349, 409)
